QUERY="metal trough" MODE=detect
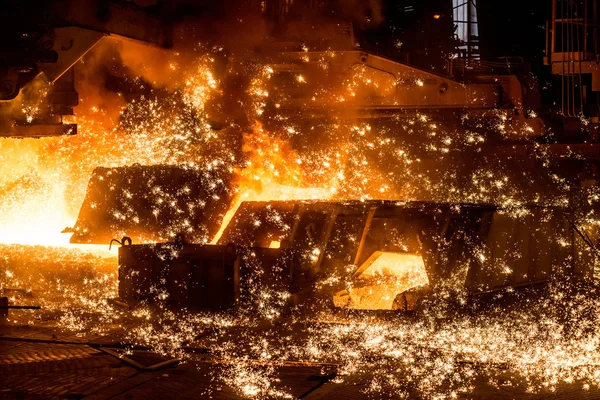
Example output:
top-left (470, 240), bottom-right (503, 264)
top-left (116, 200), bottom-right (592, 311)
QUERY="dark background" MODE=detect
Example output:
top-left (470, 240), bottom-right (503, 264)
top-left (0, 0), bottom-right (552, 72)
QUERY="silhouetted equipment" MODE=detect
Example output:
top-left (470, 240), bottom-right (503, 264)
top-left (68, 165), bottom-right (232, 244)
top-left (0, 297), bottom-right (40, 323)
top-left (115, 200), bottom-right (592, 311)
top-left (14, 1), bottom-right (600, 311)
top-left (0, 0), bottom-right (173, 137)
top-left (546, 0), bottom-right (600, 116)
top-left (119, 242), bottom-right (240, 310)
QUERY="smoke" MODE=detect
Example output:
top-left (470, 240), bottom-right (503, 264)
top-left (0, 1), bottom-right (563, 247)
top-left (0, 8), bottom-right (278, 245)
top-left (335, 0), bottom-right (385, 27)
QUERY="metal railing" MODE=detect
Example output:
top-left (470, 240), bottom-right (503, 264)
top-left (449, 57), bottom-right (527, 76)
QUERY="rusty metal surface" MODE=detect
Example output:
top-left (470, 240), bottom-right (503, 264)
top-left (69, 165), bottom-right (233, 244)
top-left (118, 243), bottom-right (239, 309)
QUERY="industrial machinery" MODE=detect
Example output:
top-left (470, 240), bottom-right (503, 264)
top-left (115, 199), bottom-right (592, 311)
top-left (0, 0), bottom-right (172, 137)
top-left (67, 165), bottom-right (233, 244)
top-left (59, 0), bottom-right (600, 312)
top-left (7, 0), bottom-right (600, 311)
top-left (266, 50), bottom-right (545, 139)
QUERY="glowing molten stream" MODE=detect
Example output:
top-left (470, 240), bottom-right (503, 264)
top-left (210, 183), bottom-right (332, 244)
top-left (334, 251), bottom-right (429, 310)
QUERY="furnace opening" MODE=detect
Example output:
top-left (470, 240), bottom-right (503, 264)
top-left (333, 251), bottom-right (429, 310)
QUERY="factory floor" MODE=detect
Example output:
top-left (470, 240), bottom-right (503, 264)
top-left (2, 245), bottom-right (600, 399)
top-left (0, 316), bottom-right (358, 399)
top-left (2, 318), bottom-right (600, 399)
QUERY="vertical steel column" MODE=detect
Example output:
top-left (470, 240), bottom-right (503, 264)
top-left (353, 207), bottom-right (377, 266)
top-left (594, 0), bottom-right (598, 54)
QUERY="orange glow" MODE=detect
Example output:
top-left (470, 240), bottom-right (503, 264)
top-left (210, 119), bottom-right (335, 244)
top-left (0, 41), bottom-right (222, 248)
top-left (0, 42), bottom-right (404, 249)
top-left (356, 251), bottom-right (427, 280)
top-left (210, 184), bottom-right (332, 244)
top-left (268, 240), bottom-right (281, 249)
top-left (334, 251), bottom-right (429, 310)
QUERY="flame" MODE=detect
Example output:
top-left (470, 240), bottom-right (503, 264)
top-left (358, 252), bottom-right (428, 280)
top-left (334, 251), bottom-right (429, 310)
top-left (210, 121), bottom-right (336, 244)
top-left (0, 40), bottom-right (419, 249)
top-left (0, 41), bottom-right (223, 247)
top-left (206, 60), bottom-right (342, 243)
top-left (0, 45), bottom-right (342, 249)
top-left (0, 38), bottom-right (511, 250)
top-left (4, 29), bottom-right (600, 400)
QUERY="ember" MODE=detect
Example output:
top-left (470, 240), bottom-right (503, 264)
top-left (334, 251), bottom-right (429, 310)
top-left (2, 0), bottom-right (600, 399)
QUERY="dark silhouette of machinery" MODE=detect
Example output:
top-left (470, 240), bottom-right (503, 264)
top-left (6, 0), bottom-right (600, 311)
